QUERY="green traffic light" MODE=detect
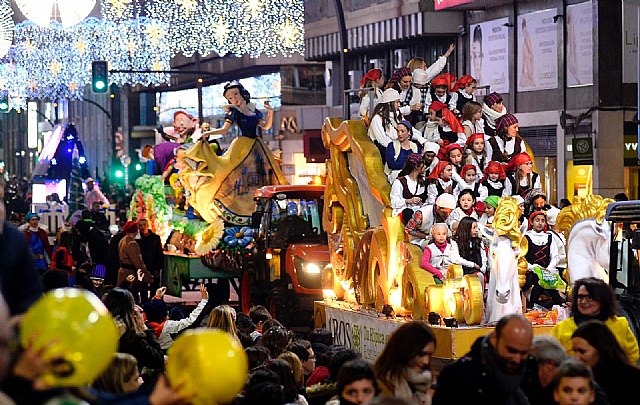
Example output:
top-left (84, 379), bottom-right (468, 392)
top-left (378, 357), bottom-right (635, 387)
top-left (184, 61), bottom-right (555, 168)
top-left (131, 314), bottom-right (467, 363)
top-left (95, 80), bottom-right (106, 90)
top-left (115, 170), bottom-right (124, 178)
top-left (0, 102), bottom-right (8, 110)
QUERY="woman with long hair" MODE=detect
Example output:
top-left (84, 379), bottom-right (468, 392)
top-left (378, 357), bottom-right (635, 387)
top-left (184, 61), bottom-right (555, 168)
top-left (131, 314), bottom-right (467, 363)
top-left (571, 320), bottom-right (640, 405)
top-left (390, 153), bottom-right (427, 224)
top-left (454, 216), bottom-right (487, 281)
top-left (102, 288), bottom-right (164, 374)
top-left (551, 277), bottom-right (639, 364)
top-left (266, 358), bottom-right (309, 405)
top-left (326, 358), bottom-right (379, 405)
top-left (368, 88), bottom-right (402, 164)
top-left (504, 152), bottom-right (541, 198)
top-left (385, 120), bottom-right (420, 184)
top-left (207, 304), bottom-right (238, 336)
top-left (374, 321), bottom-right (436, 405)
top-left (359, 68), bottom-right (385, 123)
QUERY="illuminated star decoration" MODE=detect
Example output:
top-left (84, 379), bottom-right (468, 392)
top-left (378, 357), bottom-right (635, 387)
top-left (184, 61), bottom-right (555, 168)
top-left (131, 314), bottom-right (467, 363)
top-left (142, 0), bottom-right (304, 58)
top-left (0, 0), bottom-right (13, 58)
top-left (100, 0), bottom-right (140, 23)
top-left (15, 0), bottom-right (97, 28)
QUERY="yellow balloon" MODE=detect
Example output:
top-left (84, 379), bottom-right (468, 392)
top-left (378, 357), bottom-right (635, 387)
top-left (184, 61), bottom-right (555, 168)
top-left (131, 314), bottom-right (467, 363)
top-left (166, 329), bottom-right (248, 405)
top-left (19, 288), bottom-right (119, 388)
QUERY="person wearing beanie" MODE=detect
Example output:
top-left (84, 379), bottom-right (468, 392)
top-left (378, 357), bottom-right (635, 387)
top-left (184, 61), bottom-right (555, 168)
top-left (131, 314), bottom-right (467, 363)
top-left (143, 284), bottom-right (209, 351)
top-left (406, 68), bottom-right (430, 126)
top-left (405, 193), bottom-right (455, 249)
top-left (485, 113), bottom-right (527, 163)
top-left (368, 88), bottom-right (401, 164)
top-left (464, 132), bottom-right (488, 181)
top-left (505, 152), bottom-right (541, 199)
top-left (23, 212), bottom-right (52, 274)
top-left (523, 188), bottom-right (550, 217)
top-left (422, 141), bottom-right (440, 179)
top-left (479, 194), bottom-right (500, 242)
top-left (117, 221), bottom-right (152, 303)
top-left (481, 161), bottom-right (508, 198)
top-left (451, 75), bottom-right (477, 116)
top-left (390, 153), bottom-right (427, 224)
top-left (385, 120), bottom-right (420, 184)
top-left (387, 67), bottom-right (424, 118)
top-left (481, 91), bottom-right (506, 138)
top-left (522, 211), bottom-right (564, 310)
top-left (358, 68), bottom-right (385, 122)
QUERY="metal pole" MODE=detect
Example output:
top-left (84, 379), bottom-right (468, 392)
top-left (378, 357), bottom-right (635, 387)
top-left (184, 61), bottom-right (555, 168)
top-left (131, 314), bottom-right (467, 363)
top-left (195, 53), bottom-right (204, 123)
top-left (332, 0), bottom-right (349, 119)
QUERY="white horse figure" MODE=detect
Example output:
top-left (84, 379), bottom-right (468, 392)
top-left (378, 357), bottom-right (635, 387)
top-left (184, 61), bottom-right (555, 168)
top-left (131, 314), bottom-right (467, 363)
top-left (484, 196), bottom-right (527, 324)
top-left (557, 195), bottom-right (614, 284)
top-left (485, 235), bottom-right (523, 324)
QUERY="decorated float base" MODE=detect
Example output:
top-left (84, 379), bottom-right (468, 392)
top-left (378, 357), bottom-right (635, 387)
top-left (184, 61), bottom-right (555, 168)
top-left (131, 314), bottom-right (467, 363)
top-left (163, 252), bottom-right (242, 299)
top-left (314, 300), bottom-right (553, 362)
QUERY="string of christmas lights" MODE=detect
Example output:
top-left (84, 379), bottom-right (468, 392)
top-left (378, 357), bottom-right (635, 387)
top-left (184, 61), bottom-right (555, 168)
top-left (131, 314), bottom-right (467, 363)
top-left (15, 0), bottom-right (96, 28)
top-left (4, 17), bottom-right (171, 102)
top-left (0, 0), bottom-right (13, 58)
top-left (116, 0), bottom-right (305, 58)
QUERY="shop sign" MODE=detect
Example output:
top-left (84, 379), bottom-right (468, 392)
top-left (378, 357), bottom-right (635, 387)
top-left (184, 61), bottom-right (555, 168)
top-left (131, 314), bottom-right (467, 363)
top-left (572, 137), bottom-right (593, 166)
top-left (434, 0), bottom-right (473, 10)
top-left (624, 134), bottom-right (639, 160)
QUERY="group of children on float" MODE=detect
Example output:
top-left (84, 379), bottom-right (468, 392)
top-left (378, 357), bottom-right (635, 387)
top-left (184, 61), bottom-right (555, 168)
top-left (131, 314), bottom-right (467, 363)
top-left (361, 57), bottom-right (564, 308)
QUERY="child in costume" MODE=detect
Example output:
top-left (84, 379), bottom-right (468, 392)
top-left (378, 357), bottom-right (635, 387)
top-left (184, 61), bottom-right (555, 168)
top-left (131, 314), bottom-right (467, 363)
top-left (451, 75), bottom-right (477, 117)
top-left (464, 133), bottom-right (488, 181)
top-left (481, 161), bottom-right (508, 198)
top-left (143, 285), bottom-right (209, 351)
top-left (505, 152), bottom-right (541, 198)
top-left (481, 92), bottom-right (506, 138)
top-left (358, 68), bottom-right (385, 123)
top-left (426, 161), bottom-right (454, 205)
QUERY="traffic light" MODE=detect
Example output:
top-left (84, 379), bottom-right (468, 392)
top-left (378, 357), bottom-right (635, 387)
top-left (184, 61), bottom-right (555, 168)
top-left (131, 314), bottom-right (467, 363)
top-left (91, 61), bottom-right (108, 93)
top-left (0, 94), bottom-right (9, 113)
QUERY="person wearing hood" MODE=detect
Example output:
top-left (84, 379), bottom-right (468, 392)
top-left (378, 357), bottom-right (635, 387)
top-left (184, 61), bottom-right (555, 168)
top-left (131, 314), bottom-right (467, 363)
top-left (422, 142), bottom-right (440, 179)
top-left (374, 322), bottom-right (436, 405)
top-left (23, 212), bottom-right (52, 274)
top-left (433, 314), bottom-right (534, 405)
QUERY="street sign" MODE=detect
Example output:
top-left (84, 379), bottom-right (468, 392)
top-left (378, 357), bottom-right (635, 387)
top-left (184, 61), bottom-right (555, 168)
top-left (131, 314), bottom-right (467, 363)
top-left (572, 137), bottom-right (594, 166)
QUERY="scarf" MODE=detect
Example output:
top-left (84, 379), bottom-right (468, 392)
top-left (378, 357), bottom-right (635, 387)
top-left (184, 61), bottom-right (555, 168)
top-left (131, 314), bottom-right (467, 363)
top-left (462, 206), bottom-right (475, 216)
top-left (482, 103), bottom-right (506, 129)
top-left (434, 241), bottom-right (448, 253)
top-left (148, 320), bottom-right (167, 339)
top-left (480, 336), bottom-right (530, 405)
top-left (390, 367), bottom-right (432, 405)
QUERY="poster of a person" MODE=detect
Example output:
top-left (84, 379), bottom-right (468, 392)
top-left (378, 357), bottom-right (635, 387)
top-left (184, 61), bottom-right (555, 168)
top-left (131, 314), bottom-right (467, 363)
top-left (469, 18), bottom-right (510, 94)
top-left (566, 1), bottom-right (594, 87)
top-left (517, 8), bottom-right (559, 92)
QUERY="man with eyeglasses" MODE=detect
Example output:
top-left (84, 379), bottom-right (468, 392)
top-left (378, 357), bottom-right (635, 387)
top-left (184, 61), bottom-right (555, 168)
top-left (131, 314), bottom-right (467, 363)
top-left (287, 340), bottom-right (316, 382)
top-left (550, 277), bottom-right (639, 364)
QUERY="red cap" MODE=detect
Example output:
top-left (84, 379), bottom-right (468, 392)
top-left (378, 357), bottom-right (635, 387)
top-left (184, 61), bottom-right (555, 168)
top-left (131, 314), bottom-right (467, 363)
top-left (428, 160), bottom-right (451, 181)
top-left (465, 132), bottom-right (484, 147)
top-left (445, 143), bottom-right (464, 158)
top-left (482, 161), bottom-right (506, 181)
top-left (527, 211), bottom-right (548, 231)
top-left (123, 220), bottom-right (139, 234)
top-left (507, 152), bottom-right (532, 173)
top-left (431, 73), bottom-right (457, 91)
top-left (360, 68), bottom-right (382, 86)
top-left (460, 164), bottom-right (476, 177)
top-left (452, 75), bottom-right (476, 92)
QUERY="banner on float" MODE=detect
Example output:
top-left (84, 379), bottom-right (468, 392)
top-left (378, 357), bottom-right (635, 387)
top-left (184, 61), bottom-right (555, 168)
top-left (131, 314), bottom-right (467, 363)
top-left (517, 8), bottom-right (559, 92)
top-left (469, 17), bottom-right (510, 94)
top-left (566, 1), bottom-right (593, 87)
top-left (623, 0), bottom-right (640, 83)
top-left (325, 306), bottom-right (401, 362)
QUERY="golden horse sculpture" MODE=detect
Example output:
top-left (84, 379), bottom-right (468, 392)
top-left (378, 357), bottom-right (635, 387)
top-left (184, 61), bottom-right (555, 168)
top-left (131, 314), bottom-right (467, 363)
top-left (556, 194), bottom-right (614, 285)
top-left (179, 136), bottom-right (288, 226)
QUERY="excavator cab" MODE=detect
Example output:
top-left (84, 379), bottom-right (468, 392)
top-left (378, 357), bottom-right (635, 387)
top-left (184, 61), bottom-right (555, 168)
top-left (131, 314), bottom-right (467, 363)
top-left (606, 200), bottom-right (640, 337)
